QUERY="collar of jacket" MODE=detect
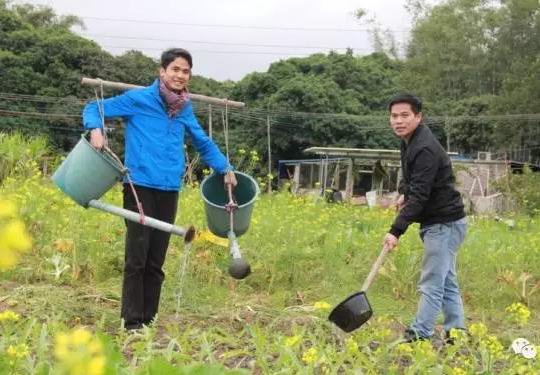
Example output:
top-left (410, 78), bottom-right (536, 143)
top-left (403, 122), bottom-right (425, 148)
top-left (149, 79), bottom-right (172, 115)
top-left (149, 79), bottom-right (162, 100)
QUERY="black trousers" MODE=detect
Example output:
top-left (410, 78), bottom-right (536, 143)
top-left (121, 184), bottom-right (178, 329)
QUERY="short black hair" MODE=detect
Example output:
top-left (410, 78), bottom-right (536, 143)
top-left (161, 48), bottom-right (193, 69)
top-left (388, 93), bottom-right (422, 114)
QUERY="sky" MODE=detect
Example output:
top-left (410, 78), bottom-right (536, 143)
top-left (13, 0), bottom-right (424, 81)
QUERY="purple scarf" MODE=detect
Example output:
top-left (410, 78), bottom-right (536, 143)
top-left (159, 79), bottom-right (190, 118)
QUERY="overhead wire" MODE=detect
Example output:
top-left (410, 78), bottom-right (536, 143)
top-left (80, 16), bottom-right (410, 33)
top-left (0, 109), bottom-right (81, 119)
top-left (3, 92), bottom-right (540, 124)
top-left (1, 92), bottom-right (539, 149)
top-left (80, 33), bottom-right (372, 51)
top-left (101, 45), bottom-right (317, 56)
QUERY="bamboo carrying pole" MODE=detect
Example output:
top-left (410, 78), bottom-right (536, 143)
top-left (81, 78), bottom-right (245, 108)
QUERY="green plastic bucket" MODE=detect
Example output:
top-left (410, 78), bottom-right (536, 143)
top-left (52, 135), bottom-right (125, 207)
top-left (200, 171), bottom-right (259, 238)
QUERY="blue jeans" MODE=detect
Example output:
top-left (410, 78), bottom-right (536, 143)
top-left (410, 217), bottom-right (467, 338)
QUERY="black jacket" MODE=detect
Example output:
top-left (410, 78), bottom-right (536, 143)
top-left (389, 124), bottom-right (465, 238)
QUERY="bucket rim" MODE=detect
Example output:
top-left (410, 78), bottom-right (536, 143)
top-left (200, 171), bottom-right (259, 209)
top-left (79, 134), bottom-right (126, 175)
top-left (328, 291), bottom-right (373, 332)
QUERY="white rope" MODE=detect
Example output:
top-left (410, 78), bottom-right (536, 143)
top-left (93, 79), bottom-right (108, 147)
top-left (93, 79), bottom-right (145, 223)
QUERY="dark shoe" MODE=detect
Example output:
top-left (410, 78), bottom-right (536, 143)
top-left (125, 322), bottom-right (143, 331)
top-left (403, 328), bottom-right (426, 343)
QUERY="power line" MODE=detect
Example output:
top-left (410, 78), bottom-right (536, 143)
top-left (201, 104), bottom-right (388, 121)
top-left (226, 106), bottom-right (540, 122)
top-left (0, 92), bottom-right (86, 105)
top-left (0, 109), bottom-right (81, 119)
top-left (447, 114), bottom-right (540, 121)
top-left (81, 33), bottom-right (372, 51)
top-left (0, 116), bottom-right (83, 133)
top-left (2, 108), bottom-right (538, 154)
top-left (81, 16), bottom-right (410, 33)
top-left (3, 92), bottom-right (540, 125)
top-left (225, 110), bottom-right (401, 134)
top-left (101, 45), bottom-right (318, 57)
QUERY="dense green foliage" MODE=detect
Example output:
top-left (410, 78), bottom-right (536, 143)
top-left (497, 166), bottom-right (540, 215)
top-left (1, 0), bottom-right (539, 161)
top-left (1, 133), bottom-right (540, 373)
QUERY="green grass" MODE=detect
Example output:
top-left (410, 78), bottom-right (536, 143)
top-left (2, 157), bottom-right (540, 373)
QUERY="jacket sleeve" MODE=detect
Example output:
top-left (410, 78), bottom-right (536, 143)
top-left (183, 103), bottom-right (232, 174)
top-left (389, 147), bottom-right (438, 238)
top-left (83, 92), bottom-right (136, 129)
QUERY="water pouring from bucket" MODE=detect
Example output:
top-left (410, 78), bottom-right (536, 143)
top-left (200, 171), bottom-right (259, 279)
top-left (51, 134), bottom-right (195, 244)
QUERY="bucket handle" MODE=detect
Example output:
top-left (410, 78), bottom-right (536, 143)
top-left (103, 146), bottom-right (128, 175)
top-left (82, 132), bottom-right (127, 175)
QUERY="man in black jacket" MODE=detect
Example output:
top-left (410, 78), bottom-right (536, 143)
top-left (382, 93), bottom-right (467, 342)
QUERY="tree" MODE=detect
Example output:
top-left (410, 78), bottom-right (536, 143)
top-left (401, 0), bottom-right (539, 111)
top-left (226, 52), bottom-right (402, 160)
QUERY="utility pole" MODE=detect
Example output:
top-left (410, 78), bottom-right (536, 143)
top-left (208, 104), bottom-right (212, 139)
top-left (267, 107), bottom-right (272, 193)
top-left (445, 117), bottom-right (451, 152)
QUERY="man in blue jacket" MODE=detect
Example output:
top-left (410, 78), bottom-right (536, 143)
top-left (382, 93), bottom-right (467, 342)
top-left (83, 48), bottom-right (237, 330)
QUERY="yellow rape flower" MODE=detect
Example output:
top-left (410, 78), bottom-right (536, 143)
top-left (284, 335), bottom-right (301, 347)
top-left (0, 310), bottom-right (20, 322)
top-left (515, 364), bottom-right (536, 375)
top-left (0, 216), bottom-right (32, 271)
top-left (0, 201), bottom-right (16, 218)
top-left (413, 340), bottom-right (437, 362)
top-left (396, 343), bottom-right (414, 355)
top-left (54, 332), bottom-right (70, 360)
top-left (313, 301), bottom-right (331, 310)
top-left (345, 337), bottom-right (359, 355)
top-left (448, 368), bottom-right (468, 375)
top-left (469, 322), bottom-right (488, 338)
top-left (1, 220), bottom-right (32, 252)
top-left (0, 248), bottom-right (17, 271)
top-left (505, 302), bottom-right (531, 326)
top-left (482, 335), bottom-right (504, 359)
top-left (6, 344), bottom-right (29, 359)
top-left (54, 327), bottom-right (106, 375)
top-left (302, 347), bottom-right (318, 364)
top-left (88, 356), bottom-right (106, 375)
top-left (373, 327), bottom-right (392, 341)
top-left (448, 328), bottom-right (467, 340)
top-left (71, 328), bottom-right (92, 345)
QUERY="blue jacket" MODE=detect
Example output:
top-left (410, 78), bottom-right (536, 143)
top-left (83, 80), bottom-right (231, 191)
